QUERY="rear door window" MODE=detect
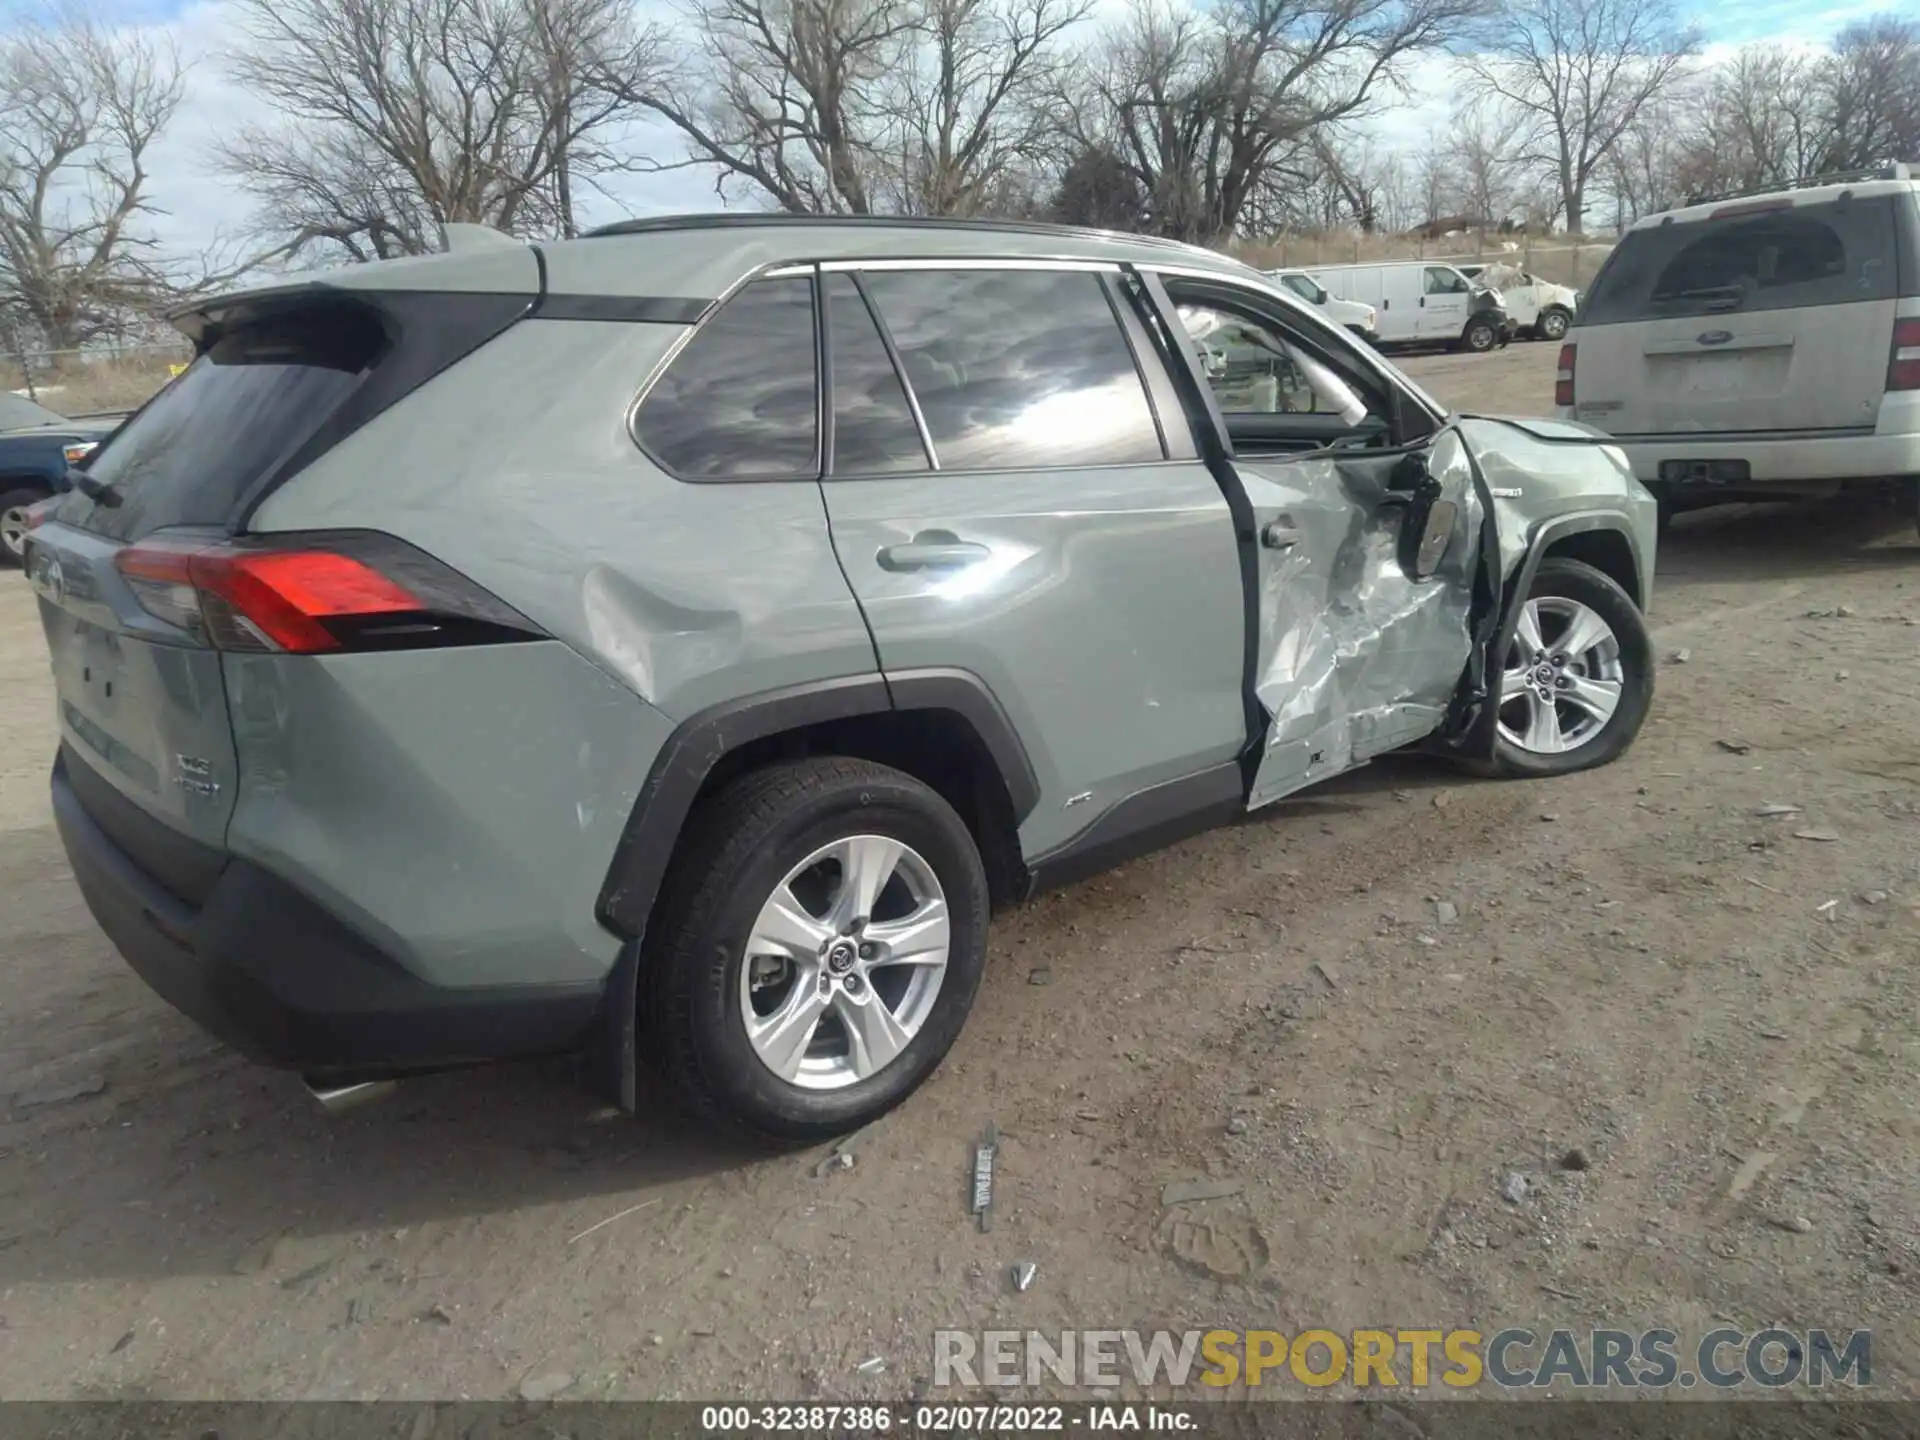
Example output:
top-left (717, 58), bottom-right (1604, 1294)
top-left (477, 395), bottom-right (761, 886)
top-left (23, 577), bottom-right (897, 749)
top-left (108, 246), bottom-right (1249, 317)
top-left (635, 277), bottom-right (819, 480)
top-left (825, 274), bottom-right (929, 476)
top-left (76, 307), bottom-right (386, 541)
top-left (857, 268), bottom-right (1165, 471)
top-left (1582, 197), bottom-right (1901, 325)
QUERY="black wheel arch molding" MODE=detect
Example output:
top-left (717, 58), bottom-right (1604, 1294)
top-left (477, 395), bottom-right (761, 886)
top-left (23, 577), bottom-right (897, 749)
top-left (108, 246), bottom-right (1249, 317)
top-left (588, 666), bottom-right (1039, 1109)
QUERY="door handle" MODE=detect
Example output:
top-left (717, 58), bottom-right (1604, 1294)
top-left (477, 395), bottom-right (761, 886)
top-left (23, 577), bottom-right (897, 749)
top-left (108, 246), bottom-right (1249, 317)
top-left (876, 537), bottom-right (991, 571)
top-left (1261, 522), bottom-right (1300, 550)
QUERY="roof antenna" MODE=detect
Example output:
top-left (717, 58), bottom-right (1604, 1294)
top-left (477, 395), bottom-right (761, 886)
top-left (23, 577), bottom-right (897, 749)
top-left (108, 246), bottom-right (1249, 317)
top-left (440, 222), bottom-right (521, 253)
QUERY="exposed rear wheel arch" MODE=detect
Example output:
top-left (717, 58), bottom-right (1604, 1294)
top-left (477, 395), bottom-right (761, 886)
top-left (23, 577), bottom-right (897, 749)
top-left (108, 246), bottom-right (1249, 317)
top-left (688, 707), bottom-right (1029, 910)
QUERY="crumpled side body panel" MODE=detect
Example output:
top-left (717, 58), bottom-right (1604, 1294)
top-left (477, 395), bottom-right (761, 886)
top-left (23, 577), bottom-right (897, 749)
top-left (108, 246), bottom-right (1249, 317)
top-left (1245, 428), bottom-right (1484, 808)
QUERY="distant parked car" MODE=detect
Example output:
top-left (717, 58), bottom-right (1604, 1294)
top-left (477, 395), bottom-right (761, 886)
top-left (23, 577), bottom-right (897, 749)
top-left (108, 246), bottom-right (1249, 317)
top-left (1457, 263), bottom-right (1578, 341)
top-left (1557, 162), bottom-right (1920, 530)
top-left (1264, 268), bottom-right (1378, 343)
top-left (0, 393), bottom-right (120, 566)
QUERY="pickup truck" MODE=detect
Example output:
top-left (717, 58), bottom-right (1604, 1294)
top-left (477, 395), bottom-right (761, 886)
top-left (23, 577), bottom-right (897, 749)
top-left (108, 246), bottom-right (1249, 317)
top-left (0, 393), bottom-right (122, 566)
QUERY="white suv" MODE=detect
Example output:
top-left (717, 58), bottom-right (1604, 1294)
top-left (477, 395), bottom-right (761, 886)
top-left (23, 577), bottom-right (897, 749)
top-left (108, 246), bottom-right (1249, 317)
top-left (1556, 164), bottom-right (1920, 528)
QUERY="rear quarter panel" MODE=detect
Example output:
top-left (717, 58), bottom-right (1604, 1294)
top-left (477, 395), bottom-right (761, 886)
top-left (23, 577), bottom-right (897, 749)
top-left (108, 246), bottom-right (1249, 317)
top-left (238, 315), bottom-right (880, 989)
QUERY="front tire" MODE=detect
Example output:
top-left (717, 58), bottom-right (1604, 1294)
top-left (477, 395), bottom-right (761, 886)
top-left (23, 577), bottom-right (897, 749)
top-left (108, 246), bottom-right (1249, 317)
top-left (640, 757), bottom-right (989, 1143)
top-left (1488, 558), bottom-right (1654, 779)
top-left (0, 487), bottom-right (48, 567)
top-left (1460, 320), bottom-right (1498, 354)
top-left (1536, 307), bottom-right (1572, 341)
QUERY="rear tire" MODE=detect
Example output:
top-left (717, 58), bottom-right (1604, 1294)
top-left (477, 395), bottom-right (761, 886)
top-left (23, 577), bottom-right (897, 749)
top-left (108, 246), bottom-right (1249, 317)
top-left (0, 487), bottom-right (48, 567)
top-left (640, 757), bottom-right (989, 1144)
top-left (1487, 558), bottom-right (1654, 779)
top-left (1460, 320), bottom-right (1498, 354)
top-left (1537, 307), bottom-right (1572, 341)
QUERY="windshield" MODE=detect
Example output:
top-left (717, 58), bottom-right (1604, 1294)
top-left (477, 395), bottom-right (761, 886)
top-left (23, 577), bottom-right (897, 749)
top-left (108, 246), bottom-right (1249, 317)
top-left (1279, 273), bottom-right (1326, 304)
top-left (0, 392), bottom-right (68, 430)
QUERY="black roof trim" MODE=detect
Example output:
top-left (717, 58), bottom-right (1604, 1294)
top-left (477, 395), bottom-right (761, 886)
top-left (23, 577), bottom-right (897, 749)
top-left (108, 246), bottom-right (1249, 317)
top-left (582, 211), bottom-right (1207, 253)
top-left (1677, 162), bottom-right (1914, 210)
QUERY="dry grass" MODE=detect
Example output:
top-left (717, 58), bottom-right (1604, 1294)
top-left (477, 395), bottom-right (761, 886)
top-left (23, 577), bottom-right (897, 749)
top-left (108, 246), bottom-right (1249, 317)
top-left (1231, 231), bottom-right (1615, 290)
top-left (4, 353), bottom-right (184, 419)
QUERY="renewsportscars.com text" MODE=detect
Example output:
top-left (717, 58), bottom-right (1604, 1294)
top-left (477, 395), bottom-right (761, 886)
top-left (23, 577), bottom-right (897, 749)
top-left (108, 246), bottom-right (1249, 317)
top-left (932, 1328), bottom-right (1871, 1391)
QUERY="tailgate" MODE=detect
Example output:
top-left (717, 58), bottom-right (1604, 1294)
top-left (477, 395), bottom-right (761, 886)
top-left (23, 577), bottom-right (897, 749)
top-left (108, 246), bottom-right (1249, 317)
top-left (1573, 193), bottom-right (1905, 437)
top-left (25, 300), bottom-right (398, 874)
top-left (1580, 299), bottom-right (1895, 436)
top-left (30, 523), bottom-right (240, 862)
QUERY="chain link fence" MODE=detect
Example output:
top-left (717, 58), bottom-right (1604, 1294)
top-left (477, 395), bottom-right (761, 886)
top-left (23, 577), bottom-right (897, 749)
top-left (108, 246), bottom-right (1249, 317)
top-left (3, 338), bottom-right (192, 416)
top-left (1236, 231), bottom-right (1614, 291)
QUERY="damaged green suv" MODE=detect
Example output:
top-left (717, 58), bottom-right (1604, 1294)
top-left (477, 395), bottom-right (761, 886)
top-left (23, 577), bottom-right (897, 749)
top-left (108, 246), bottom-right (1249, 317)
top-left (29, 216), bottom-right (1657, 1141)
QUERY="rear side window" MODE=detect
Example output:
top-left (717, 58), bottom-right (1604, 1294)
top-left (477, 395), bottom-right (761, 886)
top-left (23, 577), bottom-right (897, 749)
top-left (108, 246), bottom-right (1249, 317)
top-left (77, 307), bottom-right (385, 541)
top-left (635, 277), bottom-right (818, 480)
top-left (858, 269), bottom-right (1164, 471)
top-left (1582, 197), bottom-right (1902, 326)
top-left (825, 274), bottom-right (929, 476)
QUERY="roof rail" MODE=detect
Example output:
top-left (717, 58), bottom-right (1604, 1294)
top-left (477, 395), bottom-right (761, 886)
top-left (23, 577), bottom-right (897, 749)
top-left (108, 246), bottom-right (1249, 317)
top-left (1679, 161), bottom-right (1913, 210)
top-left (441, 222), bottom-right (523, 253)
top-left (581, 211), bottom-right (1211, 254)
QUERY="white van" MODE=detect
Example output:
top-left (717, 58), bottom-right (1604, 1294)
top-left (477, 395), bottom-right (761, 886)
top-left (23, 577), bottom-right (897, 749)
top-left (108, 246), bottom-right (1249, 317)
top-left (1311, 261), bottom-right (1514, 351)
top-left (1558, 164), bottom-right (1920, 528)
top-left (1265, 269), bottom-right (1379, 342)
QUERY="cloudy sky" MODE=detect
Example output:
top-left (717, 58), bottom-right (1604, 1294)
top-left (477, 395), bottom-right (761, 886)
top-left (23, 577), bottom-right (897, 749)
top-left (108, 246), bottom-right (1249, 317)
top-left (5, 0), bottom-right (1896, 262)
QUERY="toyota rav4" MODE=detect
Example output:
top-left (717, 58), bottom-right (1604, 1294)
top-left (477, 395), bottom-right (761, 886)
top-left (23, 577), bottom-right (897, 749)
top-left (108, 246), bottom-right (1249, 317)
top-left (28, 216), bottom-right (1658, 1142)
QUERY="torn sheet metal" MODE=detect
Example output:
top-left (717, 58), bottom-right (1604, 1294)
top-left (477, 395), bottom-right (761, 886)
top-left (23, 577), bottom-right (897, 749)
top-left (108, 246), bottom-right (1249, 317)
top-left (1243, 427), bottom-right (1484, 809)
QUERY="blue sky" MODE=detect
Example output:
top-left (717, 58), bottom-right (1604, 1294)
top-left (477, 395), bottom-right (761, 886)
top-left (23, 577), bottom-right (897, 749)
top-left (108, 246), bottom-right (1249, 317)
top-left (3, 0), bottom-right (1896, 263)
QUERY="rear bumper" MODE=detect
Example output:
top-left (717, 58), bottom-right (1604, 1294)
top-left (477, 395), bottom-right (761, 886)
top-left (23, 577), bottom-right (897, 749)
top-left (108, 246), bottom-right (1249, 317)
top-left (1593, 429), bottom-right (1920, 487)
top-left (53, 752), bottom-right (603, 1080)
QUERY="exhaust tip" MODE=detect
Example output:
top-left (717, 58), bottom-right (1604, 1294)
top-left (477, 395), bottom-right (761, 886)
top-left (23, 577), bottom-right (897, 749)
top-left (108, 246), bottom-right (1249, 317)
top-left (304, 1078), bottom-right (397, 1115)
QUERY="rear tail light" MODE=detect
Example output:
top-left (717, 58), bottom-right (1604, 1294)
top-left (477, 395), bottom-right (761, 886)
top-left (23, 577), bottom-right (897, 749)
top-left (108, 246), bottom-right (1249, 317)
top-left (1554, 343), bottom-right (1577, 408)
top-left (1890, 318), bottom-right (1920, 392)
top-left (114, 533), bottom-right (540, 654)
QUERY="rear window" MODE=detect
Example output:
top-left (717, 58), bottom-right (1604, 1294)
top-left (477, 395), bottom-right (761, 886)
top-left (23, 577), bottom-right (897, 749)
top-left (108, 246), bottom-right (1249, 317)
top-left (1581, 197), bottom-right (1902, 326)
top-left (74, 307), bottom-right (385, 540)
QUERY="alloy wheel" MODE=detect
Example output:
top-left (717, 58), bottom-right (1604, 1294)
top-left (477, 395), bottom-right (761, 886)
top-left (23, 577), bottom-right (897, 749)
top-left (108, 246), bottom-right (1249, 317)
top-left (1496, 596), bottom-right (1624, 755)
top-left (738, 834), bottom-right (950, 1089)
top-left (1, 506), bottom-right (30, 560)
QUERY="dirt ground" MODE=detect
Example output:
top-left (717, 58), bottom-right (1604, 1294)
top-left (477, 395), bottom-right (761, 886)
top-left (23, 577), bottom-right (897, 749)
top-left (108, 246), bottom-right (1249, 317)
top-left (2, 343), bottom-right (1916, 1403)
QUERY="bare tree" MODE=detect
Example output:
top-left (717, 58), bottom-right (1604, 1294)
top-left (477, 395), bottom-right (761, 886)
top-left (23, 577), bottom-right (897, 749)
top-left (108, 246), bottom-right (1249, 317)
top-left (1449, 99), bottom-right (1524, 227)
top-left (1062, 0), bottom-right (1485, 244)
top-left (0, 5), bottom-right (186, 352)
top-left (1409, 139), bottom-right (1454, 228)
top-left (1817, 16), bottom-right (1920, 173)
top-left (220, 0), bottom-right (667, 262)
top-left (628, 0), bottom-right (1081, 216)
top-left (1463, 0), bottom-right (1698, 234)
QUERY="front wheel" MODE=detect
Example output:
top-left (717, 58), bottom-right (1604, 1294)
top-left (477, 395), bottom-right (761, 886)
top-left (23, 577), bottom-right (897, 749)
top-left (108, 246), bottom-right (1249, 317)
top-left (1460, 320), bottom-right (1498, 353)
top-left (0, 487), bottom-right (48, 567)
top-left (1537, 307), bottom-right (1572, 341)
top-left (1488, 557), bottom-right (1654, 779)
top-left (640, 757), bottom-right (989, 1143)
